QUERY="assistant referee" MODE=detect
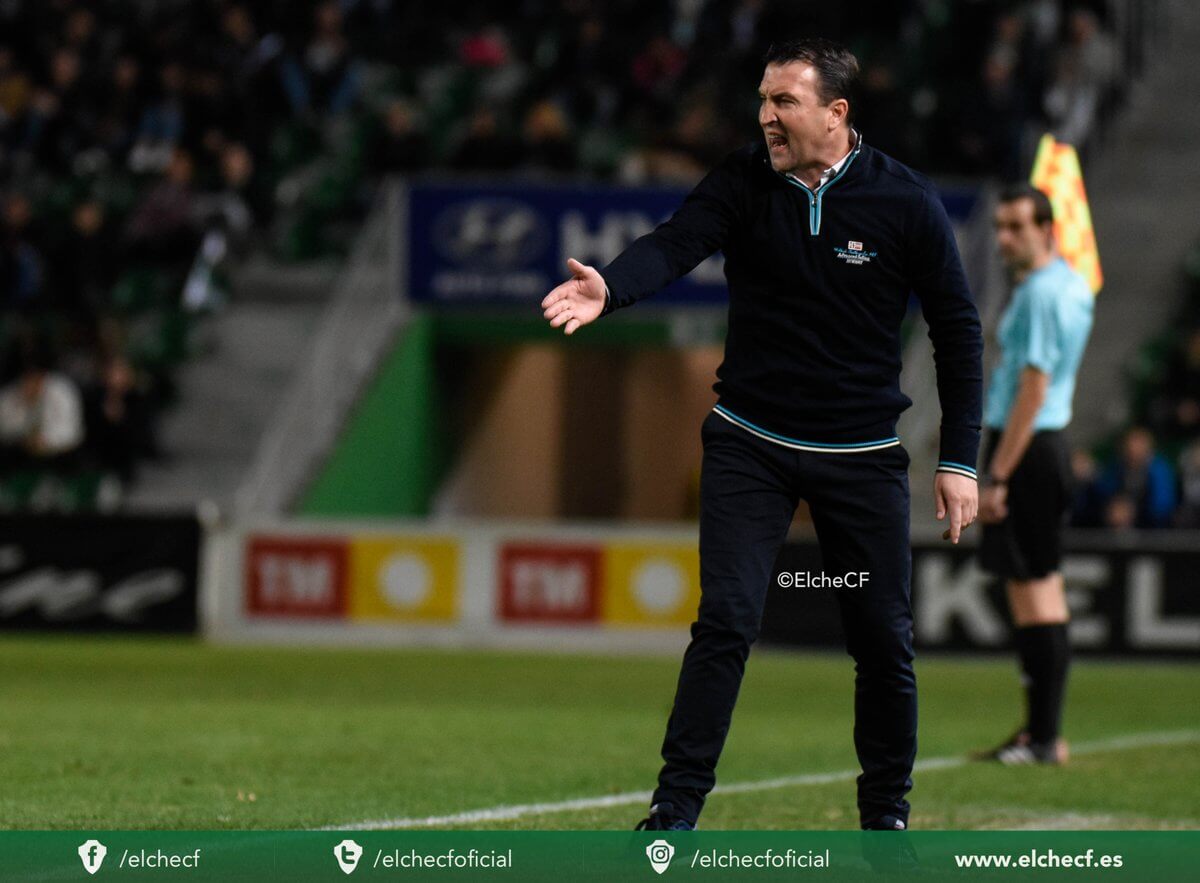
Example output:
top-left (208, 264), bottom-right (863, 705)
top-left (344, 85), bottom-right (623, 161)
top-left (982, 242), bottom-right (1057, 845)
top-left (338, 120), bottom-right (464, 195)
top-left (541, 38), bottom-right (982, 830)
top-left (976, 184), bottom-right (1094, 766)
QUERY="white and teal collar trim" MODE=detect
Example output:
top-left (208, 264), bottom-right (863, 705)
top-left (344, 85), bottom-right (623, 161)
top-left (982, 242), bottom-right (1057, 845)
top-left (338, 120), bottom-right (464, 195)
top-left (786, 128), bottom-right (860, 191)
top-left (777, 130), bottom-right (862, 236)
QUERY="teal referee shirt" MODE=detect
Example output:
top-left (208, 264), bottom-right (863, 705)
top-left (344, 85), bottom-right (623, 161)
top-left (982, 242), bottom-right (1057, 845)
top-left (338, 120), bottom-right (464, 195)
top-left (983, 256), bottom-right (1094, 431)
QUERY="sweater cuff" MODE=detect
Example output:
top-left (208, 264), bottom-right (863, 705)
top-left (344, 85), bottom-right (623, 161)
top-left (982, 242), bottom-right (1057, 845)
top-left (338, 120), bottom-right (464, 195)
top-left (936, 460), bottom-right (977, 480)
top-left (935, 425), bottom-right (980, 479)
top-left (598, 260), bottom-right (639, 313)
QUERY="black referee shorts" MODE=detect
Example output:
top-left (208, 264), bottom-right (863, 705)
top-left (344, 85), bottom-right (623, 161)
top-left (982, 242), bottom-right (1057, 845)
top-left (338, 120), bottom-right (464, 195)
top-left (979, 429), bottom-right (1072, 581)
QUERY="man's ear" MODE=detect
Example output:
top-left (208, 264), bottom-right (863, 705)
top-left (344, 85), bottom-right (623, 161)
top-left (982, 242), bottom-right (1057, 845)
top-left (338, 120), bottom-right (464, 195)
top-left (827, 98), bottom-right (849, 131)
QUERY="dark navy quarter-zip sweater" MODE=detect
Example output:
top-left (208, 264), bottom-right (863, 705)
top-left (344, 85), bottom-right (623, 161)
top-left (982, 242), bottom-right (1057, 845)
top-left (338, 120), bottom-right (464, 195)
top-left (598, 136), bottom-right (983, 475)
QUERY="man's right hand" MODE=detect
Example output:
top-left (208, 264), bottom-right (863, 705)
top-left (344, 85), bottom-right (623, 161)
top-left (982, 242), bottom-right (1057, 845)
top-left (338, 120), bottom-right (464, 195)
top-left (541, 258), bottom-right (606, 335)
top-left (934, 471), bottom-right (978, 544)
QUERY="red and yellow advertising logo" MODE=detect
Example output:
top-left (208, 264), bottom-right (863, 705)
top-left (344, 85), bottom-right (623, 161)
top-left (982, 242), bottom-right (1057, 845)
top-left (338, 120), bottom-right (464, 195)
top-left (498, 543), bottom-right (601, 623)
top-left (602, 542), bottom-right (700, 626)
top-left (348, 536), bottom-right (459, 622)
top-left (245, 535), bottom-right (348, 618)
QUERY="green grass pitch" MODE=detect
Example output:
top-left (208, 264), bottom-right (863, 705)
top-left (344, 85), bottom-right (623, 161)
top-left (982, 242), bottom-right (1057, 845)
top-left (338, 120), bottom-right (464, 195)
top-left (1, 636), bottom-right (1197, 830)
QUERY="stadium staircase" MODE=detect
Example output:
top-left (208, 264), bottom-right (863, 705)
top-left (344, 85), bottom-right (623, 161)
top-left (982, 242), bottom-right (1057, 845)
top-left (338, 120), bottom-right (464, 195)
top-left (1070, 0), bottom-right (1200, 443)
top-left (124, 259), bottom-right (334, 512)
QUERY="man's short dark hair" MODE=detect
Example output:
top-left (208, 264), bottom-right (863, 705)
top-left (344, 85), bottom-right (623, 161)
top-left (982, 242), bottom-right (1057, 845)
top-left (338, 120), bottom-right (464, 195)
top-left (763, 38), bottom-right (859, 119)
top-left (998, 184), bottom-right (1055, 226)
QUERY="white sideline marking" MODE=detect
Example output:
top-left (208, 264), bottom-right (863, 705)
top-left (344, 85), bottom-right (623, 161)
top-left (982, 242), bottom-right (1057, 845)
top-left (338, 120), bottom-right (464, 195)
top-left (1003, 812), bottom-right (1200, 831)
top-left (326, 729), bottom-right (1200, 831)
top-left (943, 803), bottom-right (1200, 831)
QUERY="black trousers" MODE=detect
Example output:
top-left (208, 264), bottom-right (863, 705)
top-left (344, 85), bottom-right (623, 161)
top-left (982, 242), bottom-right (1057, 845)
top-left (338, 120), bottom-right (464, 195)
top-left (652, 410), bottom-right (917, 828)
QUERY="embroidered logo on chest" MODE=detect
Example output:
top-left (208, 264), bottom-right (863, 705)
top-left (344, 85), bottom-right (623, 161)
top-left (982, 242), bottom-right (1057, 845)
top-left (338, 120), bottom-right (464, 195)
top-left (834, 240), bottom-right (877, 266)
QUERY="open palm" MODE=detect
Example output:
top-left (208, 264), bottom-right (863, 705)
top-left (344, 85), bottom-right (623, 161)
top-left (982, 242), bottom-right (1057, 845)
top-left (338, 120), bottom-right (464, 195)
top-left (541, 258), bottom-right (607, 335)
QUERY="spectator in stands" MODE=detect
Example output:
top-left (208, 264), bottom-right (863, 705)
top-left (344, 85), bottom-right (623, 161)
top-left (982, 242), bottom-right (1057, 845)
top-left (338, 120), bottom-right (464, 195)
top-left (0, 346), bottom-right (84, 475)
top-left (1094, 427), bottom-right (1177, 529)
top-left (26, 47), bottom-right (92, 175)
top-left (94, 54), bottom-right (145, 166)
top-left (520, 99), bottom-right (576, 174)
top-left (458, 25), bottom-right (525, 106)
top-left (211, 4), bottom-right (285, 156)
top-left (61, 7), bottom-right (102, 68)
top-left (552, 14), bottom-right (616, 119)
top-left (619, 99), bottom-right (722, 185)
top-left (630, 35), bottom-right (688, 110)
top-left (1044, 8), bottom-right (1118, 147)
top-left (691, 0), bottom-right (770, 76)
top-left (1068, 447), bottom-right (1105, 528)
top-left (279, 1), bottom-right (361, 120)
top-left (48, 198), bottom-right (119, 321)
top-left (458, 24), bottom-right (511, 69)
top-left (0, 44), bottom-right (33, 154)
top-left (129, 62), bottom-right (187, 174)
top-left (854, 58), bottom-right (911, 164)
top-left (989, 8), bottom-right (1049, 120)
top-left (0, 192), bottom-right (44, 312)
top-left (126, 146), bottom-right (198, 265)
top-left (957, 50), bottom-right (1026, 179)
top-left (196, 141), bottom-right (258, 253)
top-left (1174, 440), bottom-right (1200, 527)
top-left (450, 105), bottom-right (522, 172)
top-left (214, 4), bottom-right (268, 83)
top-left (368, 98), bottom-right (429, 176)
top-left (82, 353), bottom-right (156, 486)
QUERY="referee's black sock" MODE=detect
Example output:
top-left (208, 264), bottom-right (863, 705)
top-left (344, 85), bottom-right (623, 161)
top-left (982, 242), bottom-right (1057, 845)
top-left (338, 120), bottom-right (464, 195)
top-left (1015, 623), bottom-right (1070, 744)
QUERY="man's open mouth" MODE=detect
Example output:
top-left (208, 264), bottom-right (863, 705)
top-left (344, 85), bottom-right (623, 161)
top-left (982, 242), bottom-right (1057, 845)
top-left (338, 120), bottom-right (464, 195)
top-left (766, 132), bottom-right (788, 148)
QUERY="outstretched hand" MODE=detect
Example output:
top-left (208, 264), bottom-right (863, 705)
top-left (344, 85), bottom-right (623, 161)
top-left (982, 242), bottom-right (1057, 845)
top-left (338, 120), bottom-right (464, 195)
top-left (541, 258), bottom-right (607, 336)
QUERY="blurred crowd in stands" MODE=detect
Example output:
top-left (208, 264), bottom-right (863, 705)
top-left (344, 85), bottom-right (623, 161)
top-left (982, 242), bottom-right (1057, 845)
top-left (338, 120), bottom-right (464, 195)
top-left (360, 0), bottom-right (1143, 183)
top-left (1070, 426), bottom-right (1188, 529)
top-left (0, 0), bottom-right (367, 508)
top-left (1070, 240), bottom-right (1200, 530)
top-left (0, 0), bottom-right (1166, 511)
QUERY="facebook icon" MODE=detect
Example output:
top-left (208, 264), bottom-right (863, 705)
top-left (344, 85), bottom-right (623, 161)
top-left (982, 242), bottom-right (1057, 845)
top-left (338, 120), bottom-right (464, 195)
top-left (77, 839), bottom-right (107, 875)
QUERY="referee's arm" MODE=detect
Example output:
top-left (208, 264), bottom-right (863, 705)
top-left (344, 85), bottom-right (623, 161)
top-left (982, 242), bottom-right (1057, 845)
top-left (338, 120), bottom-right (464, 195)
top-left (541, 153), bottom-right (742, 334)
top-left (909, 188), bottom-right (984, 542)
top-left (979, 367), bottom-right (1049, 523)
top-left (981, 278), bottom-right (1064, 519)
